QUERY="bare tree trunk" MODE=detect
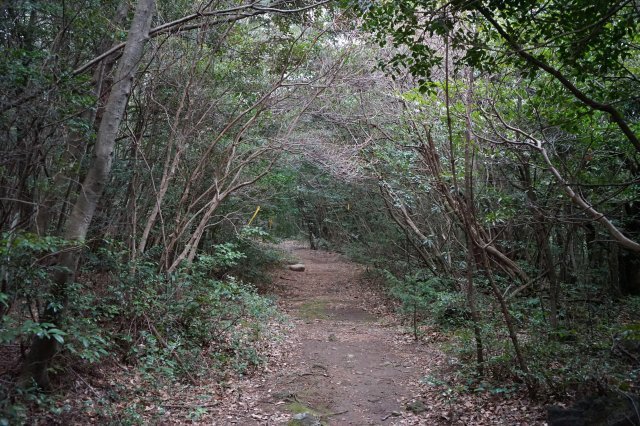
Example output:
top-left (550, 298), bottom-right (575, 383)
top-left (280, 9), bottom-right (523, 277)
top-left (168, 196), bottom-right (221, 272)
top-left (137, 67), bottom-right (194, 255)
top-left (23, 0), bottom-right (155, 389)
top-left (466, 235), bottom-right (484, 377)
top-left (462, 72), bottom-right (484, 377)
top-left (519, 162), bottom-right (560, 329)
top-left (538, 225), bottom-right (560, 329)
top-left (480, 251), bottom-right (536, 398)
top-left (608, 242), bottom-right (621, 297)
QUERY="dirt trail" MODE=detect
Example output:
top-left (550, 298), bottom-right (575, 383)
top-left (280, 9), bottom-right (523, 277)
top-left (209, 242), bottom-right (545, 425)
top-left (232, 243), bottom-right (433, 425)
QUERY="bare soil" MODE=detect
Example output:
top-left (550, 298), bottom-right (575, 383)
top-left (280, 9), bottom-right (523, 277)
top-left (245, 242), bottom-right (433, 425)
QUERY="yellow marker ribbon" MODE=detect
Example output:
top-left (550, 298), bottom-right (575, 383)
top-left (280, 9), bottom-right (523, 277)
top-left (247, 206), bottom-right (261, 226)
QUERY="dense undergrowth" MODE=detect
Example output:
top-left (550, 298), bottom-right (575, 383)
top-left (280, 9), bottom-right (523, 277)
top-left (0, 229), bottom-right (284, 424)
top-left (353, 252), bottom-right (640, 402)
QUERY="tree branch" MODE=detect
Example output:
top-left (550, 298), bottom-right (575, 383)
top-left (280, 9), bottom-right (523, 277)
top-left (475, 5), bottom-right (640, 154)
top-left (488, 107), bottom-right (640, 252)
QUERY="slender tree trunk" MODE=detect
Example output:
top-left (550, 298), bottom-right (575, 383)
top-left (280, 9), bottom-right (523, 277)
top-left (168, 196), bottom-right (221, 272)
top-left (36, 0), bottom-right (130, 237)
top-left (466, 236), bottom-right (484, 377)
top-left (607, 242), bottom-right (621, 298)
top-left (538, 226), bottom-right (560, 329)
top-left (480, 251), bottom-right (536, 397)
top-left (462, 70), bottom-right (484, 377)
top-left (23, 0), bottom-right (155, 389)
top-left (137, 69), bottom-right (194, 255)
top-left (520, 164), bottom-right (560, 329)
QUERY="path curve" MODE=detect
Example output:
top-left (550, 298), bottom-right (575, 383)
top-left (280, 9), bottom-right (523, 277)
top-left (242, 243), bottom-right (432, 425)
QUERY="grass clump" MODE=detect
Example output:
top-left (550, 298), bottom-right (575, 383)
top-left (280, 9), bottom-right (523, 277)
top-left (299, 300), bottom-right (328, 320)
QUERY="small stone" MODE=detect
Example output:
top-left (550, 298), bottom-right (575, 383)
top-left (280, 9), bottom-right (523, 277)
top-left (328, 333), bottom-right (337, 342)
top-left (289, 264), bottom-right (306, 272)
top-left (290, 412), bottom-right (321, 426)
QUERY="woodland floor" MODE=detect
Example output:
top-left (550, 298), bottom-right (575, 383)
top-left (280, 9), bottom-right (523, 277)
top-left (203, 242), bottom-right (546, 425)
top-left (31, 242), bottom-right (548, 424)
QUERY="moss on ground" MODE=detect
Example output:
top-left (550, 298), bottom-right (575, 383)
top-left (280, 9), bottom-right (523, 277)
top-left (284, 397), bottom-right (332, 425)
top-left (298, 300), bottom-right (328, 320)
top-left (285, 401), bottom-right (320, 415)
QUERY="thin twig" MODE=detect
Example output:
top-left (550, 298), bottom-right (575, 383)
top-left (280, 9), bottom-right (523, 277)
top-left (324, 410), bottom-right (349, 417)
top-left (161, 402), bottom-right (219, 409)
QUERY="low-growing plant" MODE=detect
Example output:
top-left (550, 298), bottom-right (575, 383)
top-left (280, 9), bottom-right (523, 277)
top-left (388, 270), bottom-right (439, 339)
top-left (0, 233), bottom-right (284, 422)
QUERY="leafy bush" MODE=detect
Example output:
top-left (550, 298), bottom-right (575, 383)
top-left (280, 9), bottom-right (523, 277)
top-left (224, 226), bottom-right (284, 286)
top-left (0, 232), bottom-right (75, 366)
top-left (387, 270), bottom-right (439, 339)
top-left (0, 234), bottom-right (283, 423)
top-left (96, 244), bottom-right (279, 381)
top-left (437, 280), bottom-right (640, 397)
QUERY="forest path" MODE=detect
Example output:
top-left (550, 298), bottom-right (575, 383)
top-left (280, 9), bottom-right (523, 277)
top-left (232, 242), bottom-right (433, 425)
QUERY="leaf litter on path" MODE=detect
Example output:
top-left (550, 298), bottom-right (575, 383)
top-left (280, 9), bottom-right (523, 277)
top-left (206, 243), bottom-right (546, 425)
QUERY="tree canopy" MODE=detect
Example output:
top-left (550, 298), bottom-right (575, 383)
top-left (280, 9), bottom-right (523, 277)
top-left (1, 0), bottom-right (639, 422)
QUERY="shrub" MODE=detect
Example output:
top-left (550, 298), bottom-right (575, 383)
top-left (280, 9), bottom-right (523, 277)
top-left (0, 234), bottom-right (283, 423)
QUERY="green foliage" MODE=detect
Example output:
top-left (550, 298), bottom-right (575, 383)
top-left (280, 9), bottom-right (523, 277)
top-left (439, 285), bottom-right (640, 396)
top-left (203, 243), bottom-right (247, 270)
top-left (1, 235), bottom-right (281, 422)
top-left (362, 0), bottom-right (639, 85)
top-left (0, 320), bottom-right (66, 345)
top-left (91, 245), bottom-right (280, 380)
top-left (387, 271), bottom-right (438, 337)
top-left (0, 232), bottom-right (67, 343)
top-left (0, 381), bottom-right (63, 426)
top-left (202, 226), bottom-right (284, 286)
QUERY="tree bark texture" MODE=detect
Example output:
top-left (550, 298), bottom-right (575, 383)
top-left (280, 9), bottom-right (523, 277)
top-left (23, 0), bottom-right (155, 389)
